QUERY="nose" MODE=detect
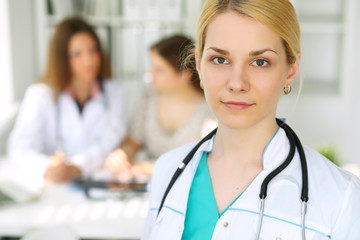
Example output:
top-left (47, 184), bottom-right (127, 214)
top-left (227, 64), bottom-right (250, 93)
top-left (81, 48), bottom-right (98, 64)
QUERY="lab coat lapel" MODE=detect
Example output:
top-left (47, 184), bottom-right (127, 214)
top-left (82, 93), bottom-right (106, 130)
top-left (229, 128), bottom-right (290, 211)
top-left (58, 93), bottom-right (86, 154)
top-left (156, 136), bottom-right (215, 223)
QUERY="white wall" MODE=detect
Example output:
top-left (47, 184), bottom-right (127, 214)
top-left (342, 0), bottom-right (360, 164)
top-left (0, 0), bottom-right (37, 154)
top-left (0, 0), bottom-right (14, 104)
top-left (8, 0), bottom-right (37, 100)
top-left (278, 94), bottom-right (345, 159)
top-left (278, 0), bottom-right (360, 165)
top-left (0, 0), bottom-right (15, 155)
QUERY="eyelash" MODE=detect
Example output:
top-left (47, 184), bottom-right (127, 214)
top-left (211, 56), bottom-right (229, 65)
top-left (210, 56), bottom-right (271, 68)
top-left (251, 59), bottom-right (270, 67)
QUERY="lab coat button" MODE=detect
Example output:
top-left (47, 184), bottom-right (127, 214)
top-left (223, 222), bottom-right (229, 228)
top-left (275, 237), bottom-right (282, 240)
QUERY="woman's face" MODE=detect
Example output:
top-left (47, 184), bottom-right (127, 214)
top-left (197, 11), bottom-right (298, 130)
top-left (149, 50), bottom-right (183, 92)
top-left (68, 32), bottom-right (101, 84)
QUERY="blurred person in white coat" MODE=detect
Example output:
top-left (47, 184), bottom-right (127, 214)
top-left (7, 17), bottom-right (126, 183)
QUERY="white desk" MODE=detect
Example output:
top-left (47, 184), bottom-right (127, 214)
top-left (0, 159), bottom-right (149, 239)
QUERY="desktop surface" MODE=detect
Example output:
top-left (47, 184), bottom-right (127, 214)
top-left (0, 158), bottom-right (149, 240)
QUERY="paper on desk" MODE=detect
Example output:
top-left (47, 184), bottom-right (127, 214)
top-left (90, 169), bottom-right (118, 182)
top-left (90, 169), bottom-right (150, 184)
top-left (87, 188), bottom-right (123, 199)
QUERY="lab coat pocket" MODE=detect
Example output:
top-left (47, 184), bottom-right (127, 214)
top-left (257, 216), bottom-right (316, 240)
top-left (149, 207), bottom-right (184, 240)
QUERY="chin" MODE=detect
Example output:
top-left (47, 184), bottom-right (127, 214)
top-left (217, 111), bottom-right (278, 132)
top-left (214, 111), bottom-right (262, 130)
top-left (220, 118), bottom-right (255, 130)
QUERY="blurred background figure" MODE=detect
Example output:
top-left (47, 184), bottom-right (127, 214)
top-left (7, 17), bottom-right (126, 184)
top-left (105, 35), bottom-right (216, 181)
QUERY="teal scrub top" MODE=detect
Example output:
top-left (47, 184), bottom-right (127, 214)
top-left (182, 152), bottom-right (242, 240)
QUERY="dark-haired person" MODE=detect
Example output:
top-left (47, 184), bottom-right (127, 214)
top-left (7, 17), bottom-right (126, 183)
top-left (105, 35), bottom-right (216, 181)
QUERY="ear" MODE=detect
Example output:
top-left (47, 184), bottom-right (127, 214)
top-left (284, 53), bottom-right (301, 87)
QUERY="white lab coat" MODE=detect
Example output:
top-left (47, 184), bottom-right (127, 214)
top-left (142, 127), bottom-right (360, 240)
top-left (7, 80), bottom-right (126, 178)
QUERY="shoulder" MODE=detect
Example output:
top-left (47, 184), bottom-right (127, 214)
top-left (305, 146), bottom-right (360, 211)
top-left (149, 141), bottom-right (199, 199)
top-left (13, 83), bottom-right (55, 124)
top-left (25, 83), bottom-right (54, 100)
top-left (305, 147), bottom-right (360, 235)
top-left (305, 146), bottom-right (359, 187)
top-left (21, 83), bottom-right (55, 110)
top-left (154, 141), bottom-right (198, 172)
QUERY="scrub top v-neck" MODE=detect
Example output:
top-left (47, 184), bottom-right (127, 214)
top-left (182, 152), bottom-right (243, 240)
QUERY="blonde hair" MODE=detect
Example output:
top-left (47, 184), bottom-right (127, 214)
top-left (196, 0), bottom-right (301, 65)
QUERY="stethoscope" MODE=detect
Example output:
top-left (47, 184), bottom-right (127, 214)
top-left (157, 118), bottom-right (309, 240)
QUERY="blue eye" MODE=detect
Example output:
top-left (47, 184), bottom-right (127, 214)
top-left (213, 57), bottom-right (228, 64)
top-left (252, 59), bottom-right (269, 67)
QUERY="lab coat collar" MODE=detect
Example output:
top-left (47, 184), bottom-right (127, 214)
top-left (156, 135), bottom-right (215, 221)
top-left (65, 80), bottom-right (102, 99)
top-left (157, 127), bottom-right (290, 221)
top-left (227, 127), bottom-right (291, 211)
top-left (189, 134), bottom-right (215, 175)
top-left (191, 126), bottom-right (289, 172)
top-left (262, 127), bottom-right (289, 170)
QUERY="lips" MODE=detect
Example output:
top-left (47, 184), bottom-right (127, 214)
top-left (222, 101), bottom-right (255, 110)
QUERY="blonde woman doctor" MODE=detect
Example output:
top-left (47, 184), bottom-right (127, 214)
top-left (7, 17), bottom-right (125, 183)
top-left (142, 0), bottom-right (360, 239)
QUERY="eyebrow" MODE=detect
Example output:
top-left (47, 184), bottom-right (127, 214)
top-left (206, 47), bottom-right (230, 55)
top-left (249, 48), bottom-right (278, 56)
top-left (207, 47), bottom-right (278, 57)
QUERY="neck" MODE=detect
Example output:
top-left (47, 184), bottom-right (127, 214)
top-left (70, 79), bottom-right (94, 106)
top-left (211, 117), bottom-right (278, 167)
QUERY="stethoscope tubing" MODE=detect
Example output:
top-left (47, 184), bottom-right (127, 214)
top-left (157, 118), bottom-right (309, 239)
top-left (157, 127), bottom-right (217, 217)
top-left (256, 119), bottom-right (308, 240)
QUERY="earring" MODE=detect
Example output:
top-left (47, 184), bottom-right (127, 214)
top-left (283, 85), bottom-right (292, 95)
top-left (200, 80), bottom-right (204, 89)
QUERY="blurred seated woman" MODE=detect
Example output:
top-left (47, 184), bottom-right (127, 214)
top-left (7, 17), bottom-right (126, 183)
top-left (105, 35), bottom-right (216, 181)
